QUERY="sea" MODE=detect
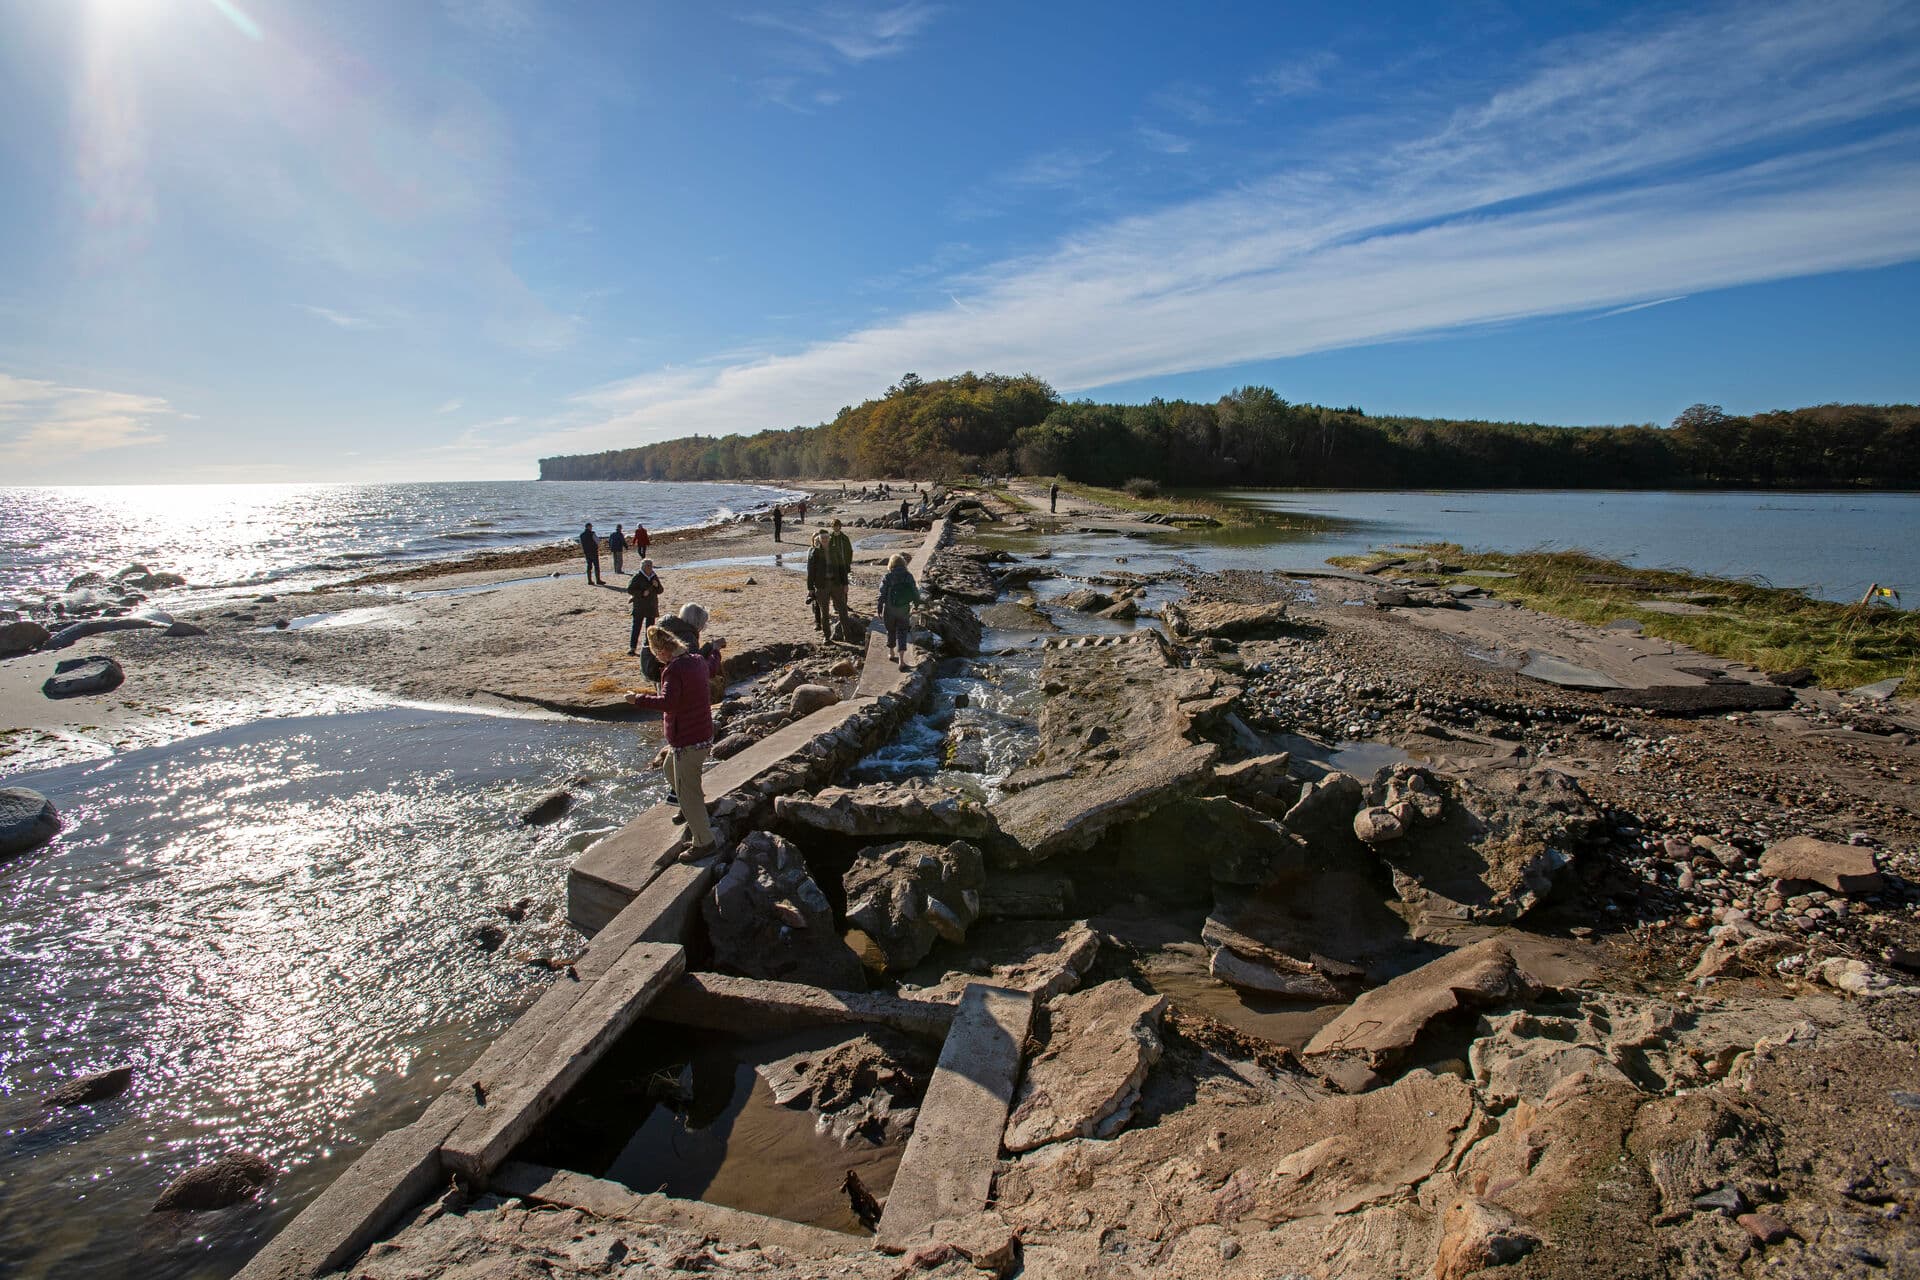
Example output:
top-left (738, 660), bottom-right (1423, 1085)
top-left (0, 480), bottom-right (801, 608)
top-left (1, 480), bottom-right (1915, 1279)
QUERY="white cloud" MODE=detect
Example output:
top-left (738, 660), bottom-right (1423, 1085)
top-left (1003, 146), bottom-right (1111, 189)
top-left (1136, 126), bottom-right (1192, 155)
top-left (513, 0), bottom-right (1920, 464)
top-left (743, 3), bottom-right (941, 62)
top-left (1592, 296), bottom-right (1688, 320)
top-left (435, 398), bottom-right (464, 414)
top-left (300, 305), bottom-right (378, 330)
top-left (1249, 51), bottom-right (1338, 101)
top-left (0, 373), bottom-right (174, 470)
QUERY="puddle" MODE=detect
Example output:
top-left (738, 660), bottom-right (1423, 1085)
top-left (1272, 733), bottom-right (1414, 779)
top-left (517, 1024), bottom-right (900, 1236)
top-left (1136, 945), bottom-right (1345, 1052)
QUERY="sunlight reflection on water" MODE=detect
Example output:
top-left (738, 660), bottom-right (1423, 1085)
top-left (0, 708), bottom-right (663, 1280)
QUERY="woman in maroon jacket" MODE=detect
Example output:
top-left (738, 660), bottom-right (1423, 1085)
top-left (626, 625), bottom-right (725, 853)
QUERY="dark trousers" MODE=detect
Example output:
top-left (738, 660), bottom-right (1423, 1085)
top-left (584, 552), bottom-right (602, 583)
top-left (630, 611), bottom-right (655, 653)
top-left (885, 612), bottom-right (910, 652)
top-left (612, 547), bottom-right (624, 574)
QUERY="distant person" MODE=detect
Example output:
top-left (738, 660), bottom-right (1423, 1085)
top-left (626, 558), bottom-right (663, 655)
top-left (1049, 482), bottom-right (1059, 513)
top-left (797, 499), bottom-right (808, 522)
top-left (580, 523), bottom-right (604, 585)
top-left (877, 552), bottom-right (921, 669)
top-left (826, 519), bottom-right (854, 634)
top-left (772, 504), bottom-right (783, 543)
top-left (899, 498), bottom-right (910, 525)
top-left (805, 529), bottom-right (834, 639)
top-left (633, 522), bottom-right (650, 559)
top-left (609, 524), bottom-right (627, 575)
top-left (627, 624), bottom-right (725, 856)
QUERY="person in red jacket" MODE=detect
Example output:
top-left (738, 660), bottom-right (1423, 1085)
top-left (626, 625), bottom-right (725, 853)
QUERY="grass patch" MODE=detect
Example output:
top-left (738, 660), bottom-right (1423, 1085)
top-left (1337, 544), bottom-right (1917, 695)
top-left (1053, 479), bottom-right (1259, 527)
top-left (981, 482), bottom-right (1035, 512)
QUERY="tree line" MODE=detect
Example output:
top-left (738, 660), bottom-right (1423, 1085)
top-left (537, 371), bottom-right (1920, 490)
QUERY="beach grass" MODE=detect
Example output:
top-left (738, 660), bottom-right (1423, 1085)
top-left (1053, 480), bottom-right (1259, 527)
top-left (1333, 544), bottom-right (1918, 695)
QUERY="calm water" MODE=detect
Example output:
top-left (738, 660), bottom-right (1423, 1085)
top-left (1199, 489), bottom-right (1919, 603)
top-left (0, 708), bottom-right (661, 1280)
top-left (0, 480), bottom-right (798, 606)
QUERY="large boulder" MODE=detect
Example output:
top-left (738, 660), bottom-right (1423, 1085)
top-left (1758, 835), bottom-right (1885, 895)
top-left (703, 832), bottom-right (865, 989)
top-left (914, 594), bottom-right (983, 656)
top-left (788, 684), bottom-right (841, 717)
top-left (924, 551), bottom-right (1000, 603)
top-left (775, 779), bottom-right (998, 842)
top-left (1164, 598), bottom-right (1290, 640)
top-left (1373, 764), bottom-right (1600, 930)
top-left (843, 839), bottom-right (987, 972)
top-left (1280, 771), bottom-right (1366, 847)
top-left (43, 1064), bottom-right (134, 1108)
top-left (1056, 588), bottom-right (1114, 612)
top-left (1004, 981), bottom-right (1167, 1152)
top-left (0, 788), bottom-right (61, 858)
top-left (0, 619), bottom-right (50, 657)
top-left (1303, 939), bottom-right (1538, 1089)
top-left (42, 655), bottom-right (124, 697)
top-left (151, 1152), bottom-right (275, 1212)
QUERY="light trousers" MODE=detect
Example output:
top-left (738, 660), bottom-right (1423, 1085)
top-left (665, 744), bottom-right (714, 849)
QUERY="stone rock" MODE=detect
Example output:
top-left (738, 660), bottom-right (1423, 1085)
top-left (42, 1064), bottom-right (134, 1108)
top-left (916, 920), bottom-right (1099, 1003)
top-left (1759, 835), bottom-right (1884, 895)
top-left (924, 550), bottom-right (1000, 603)
top-left (0, 787), bottom-right (61, 858)
top-left (915, 594), bottom-right (984, 657)
top-left (164, 621), bottom-right (208, 638)
top-left (1110, 796), bottom-right (1295, 895)
top-left (1375, 764), bottom-right (1599, 930)
top-left (710, 731), bottom-right (757, 761)
top-left (1815, 957), bottom-right (1901, 996)
top-left (775, 779), bottom-right (998, 842)
top-left (519, 790), bottom-right (572, 826)
top-left (842, 839), bottom-right (986, 972)
top-left (0, 619), bottom-right (50, 656)
top-left (123, 570), bottom-right (187, 591)
top-left (43, 617), bottom-right (161, 649)
top-left (917, 1212), bottom-right (1019, 1278)
top-left (788, 684), bottom-right (841, 717)
top-left (1208, 752), bottom-right (1294, 805)
top-left (1738, 1212), bottom-right (1789, 1245)
top-left (1686, 920), bottom-right (1794, 981)
top-left (1304, 939), bottom-right (1537, 1086)
top-left (1280, 771), bottom-right (1366, 847)
top-left (1057, 588), bottom-right (1114, 612)
top-left (771, 666), bottom-right (810, 695)
top-left (1691, 1185), bottom-right (1748, 1216)
top-left (1433, 1198), bottom-right (1538, 1280)
top-left (41, 655), bottom-right (124, 698)
top-left (1468, 1007), bottom-right (1636, 1107)
top-left (1097, 598), bottom-right (1138, 621)
top-left (829, 658), bottom-right (858, 678)
top-left (704, 832), bottom-right (865, 989)
top-left (1005, 981), bottom-right (1167, 1152)
top-left (757, 1029), bottom-right (933, 1147)
top-left (1207, 944), bottom-right (1345, 1000)
top-left (1353, 806), bottom-right (1405, 843)
top-left (151, 1152), bottom-right (275, 1212)
top-left (991, 639), bottom-right (1221, 862)
top-left (1163, 598), bottom-right (1290, 640)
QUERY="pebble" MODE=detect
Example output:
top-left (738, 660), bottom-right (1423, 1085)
top-left (1737, 1212), bottom-right (1789, 1245)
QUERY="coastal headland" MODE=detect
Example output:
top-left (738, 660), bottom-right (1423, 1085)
top-left (4, 479), bottom-right (1918, 1280)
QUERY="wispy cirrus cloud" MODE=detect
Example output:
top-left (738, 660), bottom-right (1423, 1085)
top-left (0, 373), bottom-right (174, 468)
top-left (300, 304), bottom-right (378, 331)
top-left (742, 2), bottom-right (940, 62)
top-left (1002, 146), bottom-right (1111, 189)
top-left (1249, 51), bottom-right (1338, 101)
top-left (513, 0), bottom-right (1920, 462)
top-left (1592, 296), bottom-right (1688, 320)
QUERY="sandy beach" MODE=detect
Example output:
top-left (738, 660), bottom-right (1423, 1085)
top-left (0, 483), bottom-right (935, 773)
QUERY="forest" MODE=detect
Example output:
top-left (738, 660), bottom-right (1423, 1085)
top-left (537, 372), bottom-right (1920, 490)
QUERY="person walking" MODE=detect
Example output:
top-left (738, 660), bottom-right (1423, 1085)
top-left (825, 518), bottom-right (854, 635)
top-left (805, 529), bottom-right (833, 639)
top-left (580, 523), bottom-right (604, 585)
top-left (898, 498), bottom-right (910, 526)
top-left (626, 558), bottom-right (663, 655)
top-left (1049, 482), bottom-right (1059, 513)
top-left (797, 499), bottom-right (808, 522)
top-left (877, 552), bottom-right (920, 669)
top-left (609, 524), bottom-right (627, 576)
top-left (627, 625), bottom-right (724, 855)
top-left (772, 504), bottom-right (783, 543)
top-left (633, 522), bottom-right (650, 559)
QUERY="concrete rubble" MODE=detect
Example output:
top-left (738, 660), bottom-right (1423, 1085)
top-left (1003, 980), bottom-right (1167, 1152)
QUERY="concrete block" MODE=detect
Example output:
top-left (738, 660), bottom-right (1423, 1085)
top-left (648, 971), bottom-right (959, 1041)
top-left (876, 983), bottom-right (1035, 1249)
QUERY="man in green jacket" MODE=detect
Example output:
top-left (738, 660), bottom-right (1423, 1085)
top-left (825, 518), bottom-right (854, 636)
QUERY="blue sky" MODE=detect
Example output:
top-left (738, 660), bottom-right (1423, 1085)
top-left (1, 0), bottom-right (1917, 483)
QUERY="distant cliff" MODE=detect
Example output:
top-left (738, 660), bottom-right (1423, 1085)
top-left (538, 371), bottom-right (1920, 489)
